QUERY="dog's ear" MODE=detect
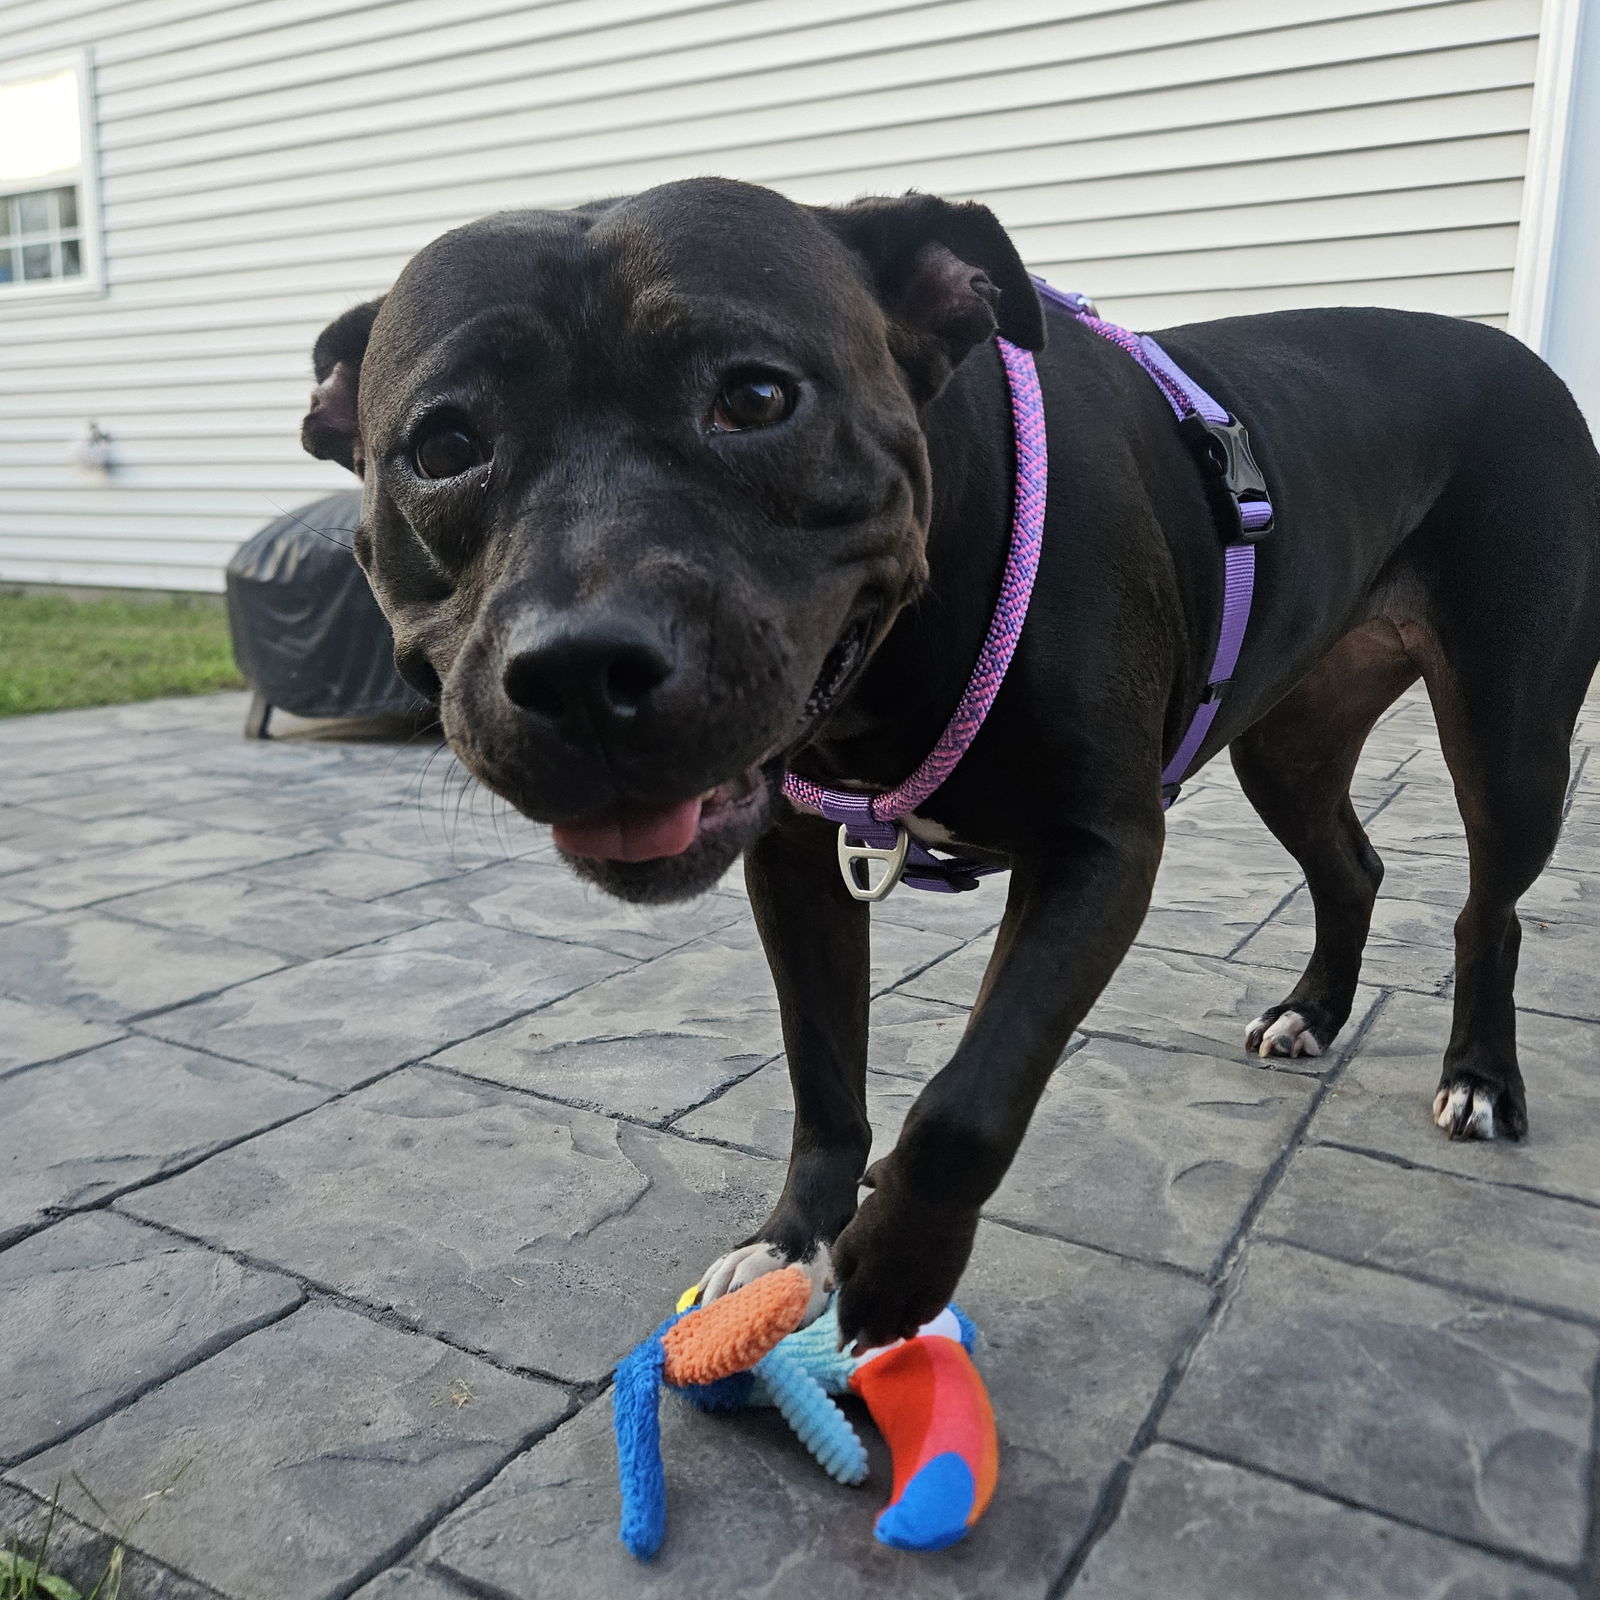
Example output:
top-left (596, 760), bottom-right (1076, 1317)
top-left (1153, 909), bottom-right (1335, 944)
top-left (817, 194), bottom-right (1043, 389)
top-left (301, 297), bottom-right (385, 474)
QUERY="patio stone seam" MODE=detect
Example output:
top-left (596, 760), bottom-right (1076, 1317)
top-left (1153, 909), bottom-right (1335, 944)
top-left (0, 1078), bottom-right (342, 1262)
top-left (105, 1212), bottom-right (594, 1393)
top-left (2, 1015), bottom-right (741, 1350)
top-left (0, 1027), bottom-right (131, 1085)
top-left (873, 904), bottom-right (1006, 938)
top-left (1152, 1436), bottom-right (1582, 1585)
top-left (1373, 699), bottom-right (1413, 730)
top-left (1046, 1288), bottom-right (1225, 1597)
top-left (1, 840), bottom-right (330, 916)
top-left (238, 855), bottom-right (470, 899)
top-left (647, 1122), bottom-right (781, 1164)
top-left (1210, 953), bottom-right (1451, 1002)
top-left (0, 838), bottom-right (150, 883)
top-left (255, 805), bottom-right (545, 867)
top-left (0, 819), bottom-right (225, 875)
top-left (316, 1395), bottom-right (586, 1600)
top-left (1520, 862), bottom-right (1600, 904)
top-left (1513, 998), bottom-right (1600, 1030)
top-left (1222, 880), bottom-right (1309, 961)
top-left (426, 1556), bottom-right (542, 1600)
top-left (1042, 986), bottom-right (1383, 1597)
top-left (976, 1210), bottom-right (1211, 1286)
top-left (416, 1028), bottom-right (1023, 1173)
top-left (1134, 934), bottom-right (1304, 972)
top-left (451, 907), bottom-right (745, 968)
top-left (1580, 1354), bottom-right (1600, 1599)
top-left (1373, 842), bottom-right (1476, 868)
top-left (1251, 1229), bottom-right (1600, 1333)
top-left (61, 933), bottom-right (785, 1253)
top-left (1071, 1024), bottom-right (1325, 1079)
top-left (656, 1050), bottom-right (789, 1131)
top-left (128, 922), bottom-right (656, 1084)
top-left (353, 858), bottom-right (752, 962)
top-left (882, 921), bottom-right (1005, 1000)
top-left (85, 896), bottom-right (433, 967)
top-left (417, 1050), bottom-right (785, 1136)
top-left (1359, 784), bottom-right (1404, 826)
top-left (0, 944), bottom-right (301, 1032)
top-left (0, 1276), bottom-right (307, 1475)
top-left (1309, 1137), bottom-right (1600, 1216)
top-left (117, 1021), bottom-right (374, 1091)
top-left (387, 1402), bottom-right (623, 1597)
top-left (275, 1287), bottom-right (588, 1397)
top-left (651, 1009), bottom-right (1077, 1135)
top-left (1201, 988), bottom-right (1394, 1289)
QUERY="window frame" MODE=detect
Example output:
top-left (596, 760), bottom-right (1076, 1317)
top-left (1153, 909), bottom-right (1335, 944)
top-left (0, 47), bottom-right (104, 303)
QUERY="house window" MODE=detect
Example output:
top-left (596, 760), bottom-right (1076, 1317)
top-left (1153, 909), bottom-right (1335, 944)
top-left (3, 186), bottom-right (82, 284)
top-left (0, 54), bottom-right (101, 298)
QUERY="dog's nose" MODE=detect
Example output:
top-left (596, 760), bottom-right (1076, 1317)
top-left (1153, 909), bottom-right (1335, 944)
top-left (501, 618), bottom-right (673, 732)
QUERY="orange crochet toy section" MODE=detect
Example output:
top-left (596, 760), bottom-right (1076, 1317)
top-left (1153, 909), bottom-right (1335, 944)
top-left (660, 1266), bottom-right (813, 1386)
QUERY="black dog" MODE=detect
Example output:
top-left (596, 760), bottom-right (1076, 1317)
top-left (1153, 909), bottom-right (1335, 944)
top-left (302, 178), bottom-right (1600, 1350)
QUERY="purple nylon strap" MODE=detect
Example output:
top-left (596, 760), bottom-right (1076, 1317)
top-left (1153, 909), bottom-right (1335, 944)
top-left (1034, 282), bottom-right (1268, 806)
top-left (782, 280), bottom-right (1271, 895)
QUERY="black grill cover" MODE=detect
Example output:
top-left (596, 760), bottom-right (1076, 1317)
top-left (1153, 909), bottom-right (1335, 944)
top-left (226, 492), bottom-right (417, 720)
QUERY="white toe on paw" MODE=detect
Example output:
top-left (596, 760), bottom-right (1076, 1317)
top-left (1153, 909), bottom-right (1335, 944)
top-left (698, 1240), bottom-right (834, 1322)
top-left (1248, 1010), bottom-right (1323, 1060)
top-left (1433, 1083), bottom-right (1498, 1140)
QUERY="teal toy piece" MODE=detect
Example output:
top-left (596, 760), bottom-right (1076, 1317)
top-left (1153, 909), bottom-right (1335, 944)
top-left (746, 1333), bottom-right (868, 1485)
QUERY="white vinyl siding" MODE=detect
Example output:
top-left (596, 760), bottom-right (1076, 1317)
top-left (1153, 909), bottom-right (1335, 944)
top-left (0, 0), bottom-right (1542, 591)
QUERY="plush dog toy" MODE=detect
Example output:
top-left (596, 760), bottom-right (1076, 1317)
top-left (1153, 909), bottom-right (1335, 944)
top-left (612, 1266), bottom-right (998, 1558)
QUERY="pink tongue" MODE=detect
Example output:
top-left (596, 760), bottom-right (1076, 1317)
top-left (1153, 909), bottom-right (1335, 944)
top-left (552, 795), bottom-right (705, 862)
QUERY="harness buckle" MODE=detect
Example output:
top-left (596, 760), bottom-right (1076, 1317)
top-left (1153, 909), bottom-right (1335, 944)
top-left (1180, 413), bottom-right (1274, 543)
top-left (836, 824), bottom-right (910, 902)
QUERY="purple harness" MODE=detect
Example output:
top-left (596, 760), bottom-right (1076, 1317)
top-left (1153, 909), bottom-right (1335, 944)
top-left (783, 280), bottom-right (1274, 900)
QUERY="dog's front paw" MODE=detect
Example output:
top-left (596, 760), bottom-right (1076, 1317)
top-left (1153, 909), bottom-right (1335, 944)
top-left (1245, 1001), bottom-right (1338, 1060)
top-left (832, 1185), bottom-right (979, 1353)
top-left (1432, 1068), bottom-right (1527, 1141)
top-left (698, 1239), bottom-right (834, 1322)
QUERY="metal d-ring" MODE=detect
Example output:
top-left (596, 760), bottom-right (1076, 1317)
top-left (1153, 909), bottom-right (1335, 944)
top-left (836, 823), bottom-right (909, 902)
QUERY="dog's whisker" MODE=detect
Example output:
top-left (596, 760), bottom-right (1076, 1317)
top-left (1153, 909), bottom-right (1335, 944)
top-left (398, 738), bottom-right (452, 819)
top-left (260, 498), bottom-right (354, 550)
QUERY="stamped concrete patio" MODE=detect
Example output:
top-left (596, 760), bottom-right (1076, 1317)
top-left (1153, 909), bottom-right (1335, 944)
top-left (1, 686), bottom-right (1598, 1600)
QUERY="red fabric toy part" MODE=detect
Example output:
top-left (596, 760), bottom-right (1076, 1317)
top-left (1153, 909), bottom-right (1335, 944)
top-left (849, 1327), bottom-right (999, 1551)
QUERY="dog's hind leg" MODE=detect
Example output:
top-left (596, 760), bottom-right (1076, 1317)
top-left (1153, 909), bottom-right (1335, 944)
top-left (1404, 625), bottom-right (1593, 1140)
top-left (1397, 382), bottom-right (1600, 1140)
top-left (1230, 621), bottom-right (1420, 1060)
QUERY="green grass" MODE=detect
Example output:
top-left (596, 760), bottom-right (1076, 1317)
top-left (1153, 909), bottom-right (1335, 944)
top-left (1, 1468), bottom-right (191, 1600)
top-left (0, 593), bottom-right (243, 718)
top-left (2, 1485), bottom-right (110, 1600)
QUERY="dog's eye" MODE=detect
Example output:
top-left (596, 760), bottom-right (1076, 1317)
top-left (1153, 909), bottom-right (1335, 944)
top-left (414, 426), bottom-right (487, 480)
top-left (711, 374), bottom-right (794, 432)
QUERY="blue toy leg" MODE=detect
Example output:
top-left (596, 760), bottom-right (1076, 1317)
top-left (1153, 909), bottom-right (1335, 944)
top-left (612, 1316), bottom-right (677, 1560)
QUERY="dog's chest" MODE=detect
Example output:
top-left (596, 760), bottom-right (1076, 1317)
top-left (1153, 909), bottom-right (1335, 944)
top-left (904, 811), bottom-right (963, 848)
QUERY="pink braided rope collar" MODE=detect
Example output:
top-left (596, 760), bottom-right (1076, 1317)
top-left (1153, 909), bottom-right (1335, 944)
top-left (782, 335), bottom-right (1046, 825)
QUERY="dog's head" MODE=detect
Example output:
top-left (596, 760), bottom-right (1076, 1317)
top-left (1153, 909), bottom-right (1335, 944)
top-left (301, 179), bottom-right (1041, 902)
